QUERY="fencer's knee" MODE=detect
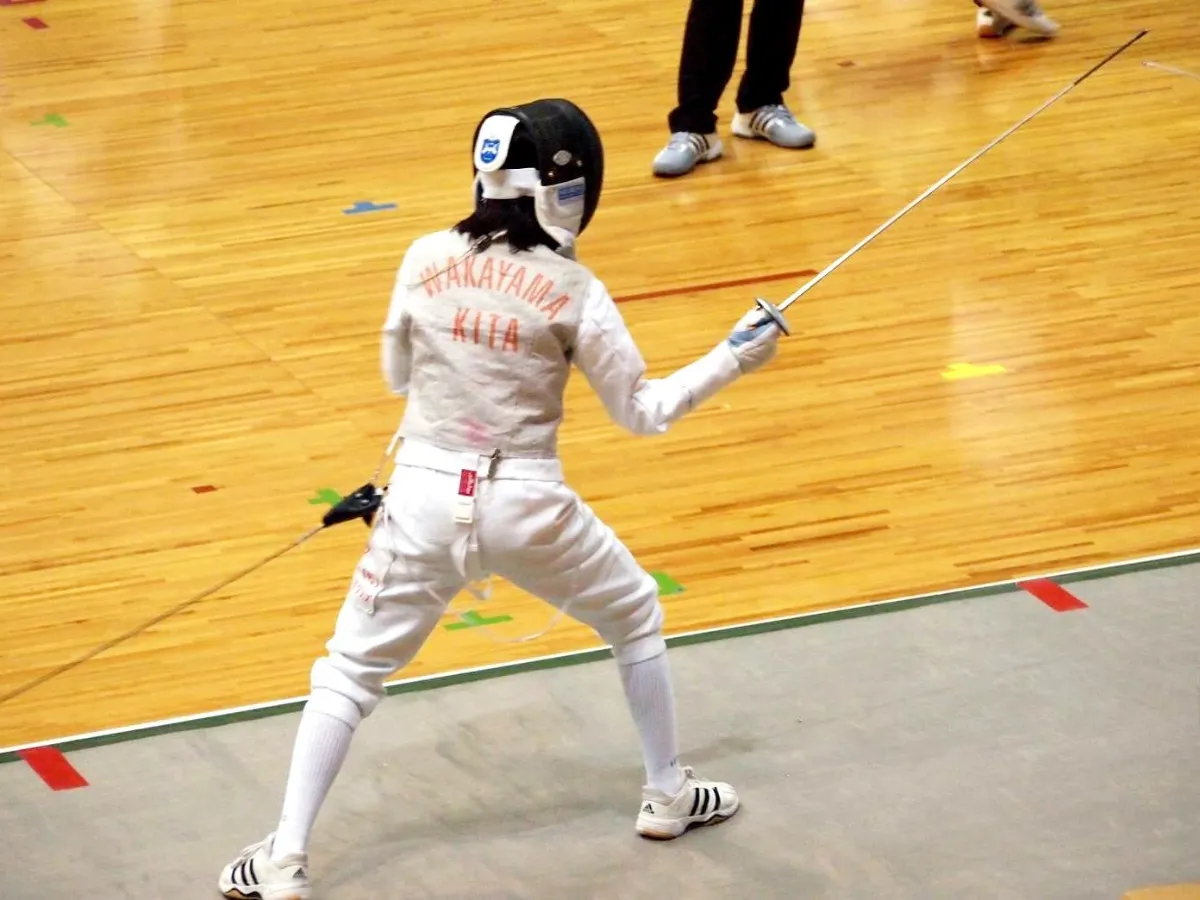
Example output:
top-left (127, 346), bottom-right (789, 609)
top-left (305, 686), bottom-right (364, 730)
top-left (606, 572), bottom-right (667, 667)
top-left (309, 655), bottom-right (385, 720)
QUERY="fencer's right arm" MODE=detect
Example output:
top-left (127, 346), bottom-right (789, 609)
top-left (573, 279), bottom-right (781, 435)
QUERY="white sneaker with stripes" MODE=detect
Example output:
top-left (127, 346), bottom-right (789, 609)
top-left (731, 104), bottom-right (816, 149)
top-left (218, 833), bottom-right (311, 900)
top-left (636, 767), bottom-right (740, 840)
top-left (652, 132), bottom-right (723, 178)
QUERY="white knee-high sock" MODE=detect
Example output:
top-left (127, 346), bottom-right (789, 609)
top-left (618, 652), bottom-right (686, 795)
top-left (271, 706), bottom-right (356, 860)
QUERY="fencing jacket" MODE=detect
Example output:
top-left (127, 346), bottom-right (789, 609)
top-left (382, 229), bottom-right (742, 460)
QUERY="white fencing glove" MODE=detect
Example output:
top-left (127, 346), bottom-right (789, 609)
top-left (726, 306), bottom-right (782, 373)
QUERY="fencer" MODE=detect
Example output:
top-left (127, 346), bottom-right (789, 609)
top-left (219, 97), bottom-right (783, 900)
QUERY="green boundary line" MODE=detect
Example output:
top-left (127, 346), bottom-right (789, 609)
top-left (1, 546), bottom-right (1197, 764)
top-left (444, 609), bottom-right (514, 630)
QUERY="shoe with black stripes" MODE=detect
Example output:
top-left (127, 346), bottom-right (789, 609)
top-left (218, 833), bottom-right (311, 900)
top-left (652, 132), bottom-right (723, 178)
top-left (731, 104), bottom-right (815, 150)
top-left (636, 767), bottom-right (740, 840)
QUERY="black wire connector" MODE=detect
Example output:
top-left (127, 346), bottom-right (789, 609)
top-left (322, 483), bottom-right (384, 528)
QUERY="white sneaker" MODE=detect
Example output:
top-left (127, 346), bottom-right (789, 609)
top-left (731, 104), bottom-right (816, 149)
top-left (652, 132), bottom-right (723, 178)
top-left (976, 5), bottom-right (1014, 37)
top-left (976, 0), bottom-right (1059, 36)
top-left (218, 834), bottom-right (312, 900)
top-left (636, 767), bottom-right (740, 840)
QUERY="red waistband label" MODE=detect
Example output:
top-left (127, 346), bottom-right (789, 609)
top-left (458, 469), bottom-right (477, 497)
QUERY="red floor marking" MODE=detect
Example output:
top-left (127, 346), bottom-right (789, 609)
top-left (0, 0), bottom-right (47, 5)
top-left (1018, 579), bottom-right (1089, 612)
top-left (18, 747), bottom-right (89, 790)
top-left (191, 484), bottom-right (217, 494)
top-left (619, 268), bottom-right (818, 304)
top-left (22, 16), bottom-right (48, 27)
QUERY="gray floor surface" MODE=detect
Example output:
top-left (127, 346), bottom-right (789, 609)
top-left (1, 564), bottom-right (1197, 899)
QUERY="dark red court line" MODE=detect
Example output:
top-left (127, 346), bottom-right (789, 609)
top-left (618, 268), bottom-right (818, 303)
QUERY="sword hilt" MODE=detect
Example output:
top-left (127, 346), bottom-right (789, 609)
top-left (754, 298), bottom-right (791, 336)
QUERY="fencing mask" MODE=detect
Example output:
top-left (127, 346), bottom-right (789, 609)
top-left (471, 99), bottom-right (604, 255)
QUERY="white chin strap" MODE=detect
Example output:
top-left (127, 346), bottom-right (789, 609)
top-left (475, 170), bottom-right (581, 258)
top-left (477, 167), bottom-right (540, 201)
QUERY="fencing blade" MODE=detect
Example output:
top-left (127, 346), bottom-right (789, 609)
top-left (0, 525), bottom-right (327, 708)
top-left (762, 29), bottom-right (1149, 322)
top-left (0, 464), bottom-right (391, 707)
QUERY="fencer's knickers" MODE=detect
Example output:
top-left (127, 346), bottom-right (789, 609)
top-left (309, 440), bottom-right (666, 717)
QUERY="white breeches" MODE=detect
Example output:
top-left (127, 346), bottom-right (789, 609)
top-left (309, 441), bottom-right (665, 718)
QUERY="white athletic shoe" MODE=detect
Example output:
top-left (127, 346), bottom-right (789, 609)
top-left (732, 104), bottom-right (816, 149)
top-left (976, 5), bottom-right (1014, 38)
top-left (636, 767), bottom-right (740, 840)
top-left (976, 0), bottom-right (1059, 36)
top-left (218, 834), bottom-right (312, 900)
top-left (652, 131), bottom-right (723, 178)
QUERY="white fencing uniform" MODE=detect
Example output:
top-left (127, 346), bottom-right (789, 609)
top-left (218, 99), bottom-right (780, 900)
top-left (310, 228), bottom-right (746, 720)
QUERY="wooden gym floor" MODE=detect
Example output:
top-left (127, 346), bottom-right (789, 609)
top-left (2, 0), bottom-right (1198, 750)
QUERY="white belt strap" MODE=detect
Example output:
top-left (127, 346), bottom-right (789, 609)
top-left (394, 440), bottom-right (564, 482)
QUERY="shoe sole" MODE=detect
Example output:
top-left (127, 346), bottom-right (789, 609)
top-left (636, 797), bottom-right (741, 840)
top-left (220, 885), bottom-right (310, 900)
top-left (977, 23), bottom-right (1013, 37)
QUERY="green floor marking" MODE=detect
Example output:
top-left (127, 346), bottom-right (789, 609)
top-left (308, 488), bottom-right (342, 507)
top-left (445, 609), bottom-right (513, 630)
top-left (32, 114), bottom-right (68, 128)
top-left (652, 572), bottom-right (684, 595)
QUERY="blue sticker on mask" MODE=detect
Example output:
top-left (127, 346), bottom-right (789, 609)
top-left (479, 138), bottom-right (501, 165)
top-left (557, 183), bottom-right (585, 202)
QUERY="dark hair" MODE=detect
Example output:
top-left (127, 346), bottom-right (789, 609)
top-left (454, 196), bottom-right (560, 254)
